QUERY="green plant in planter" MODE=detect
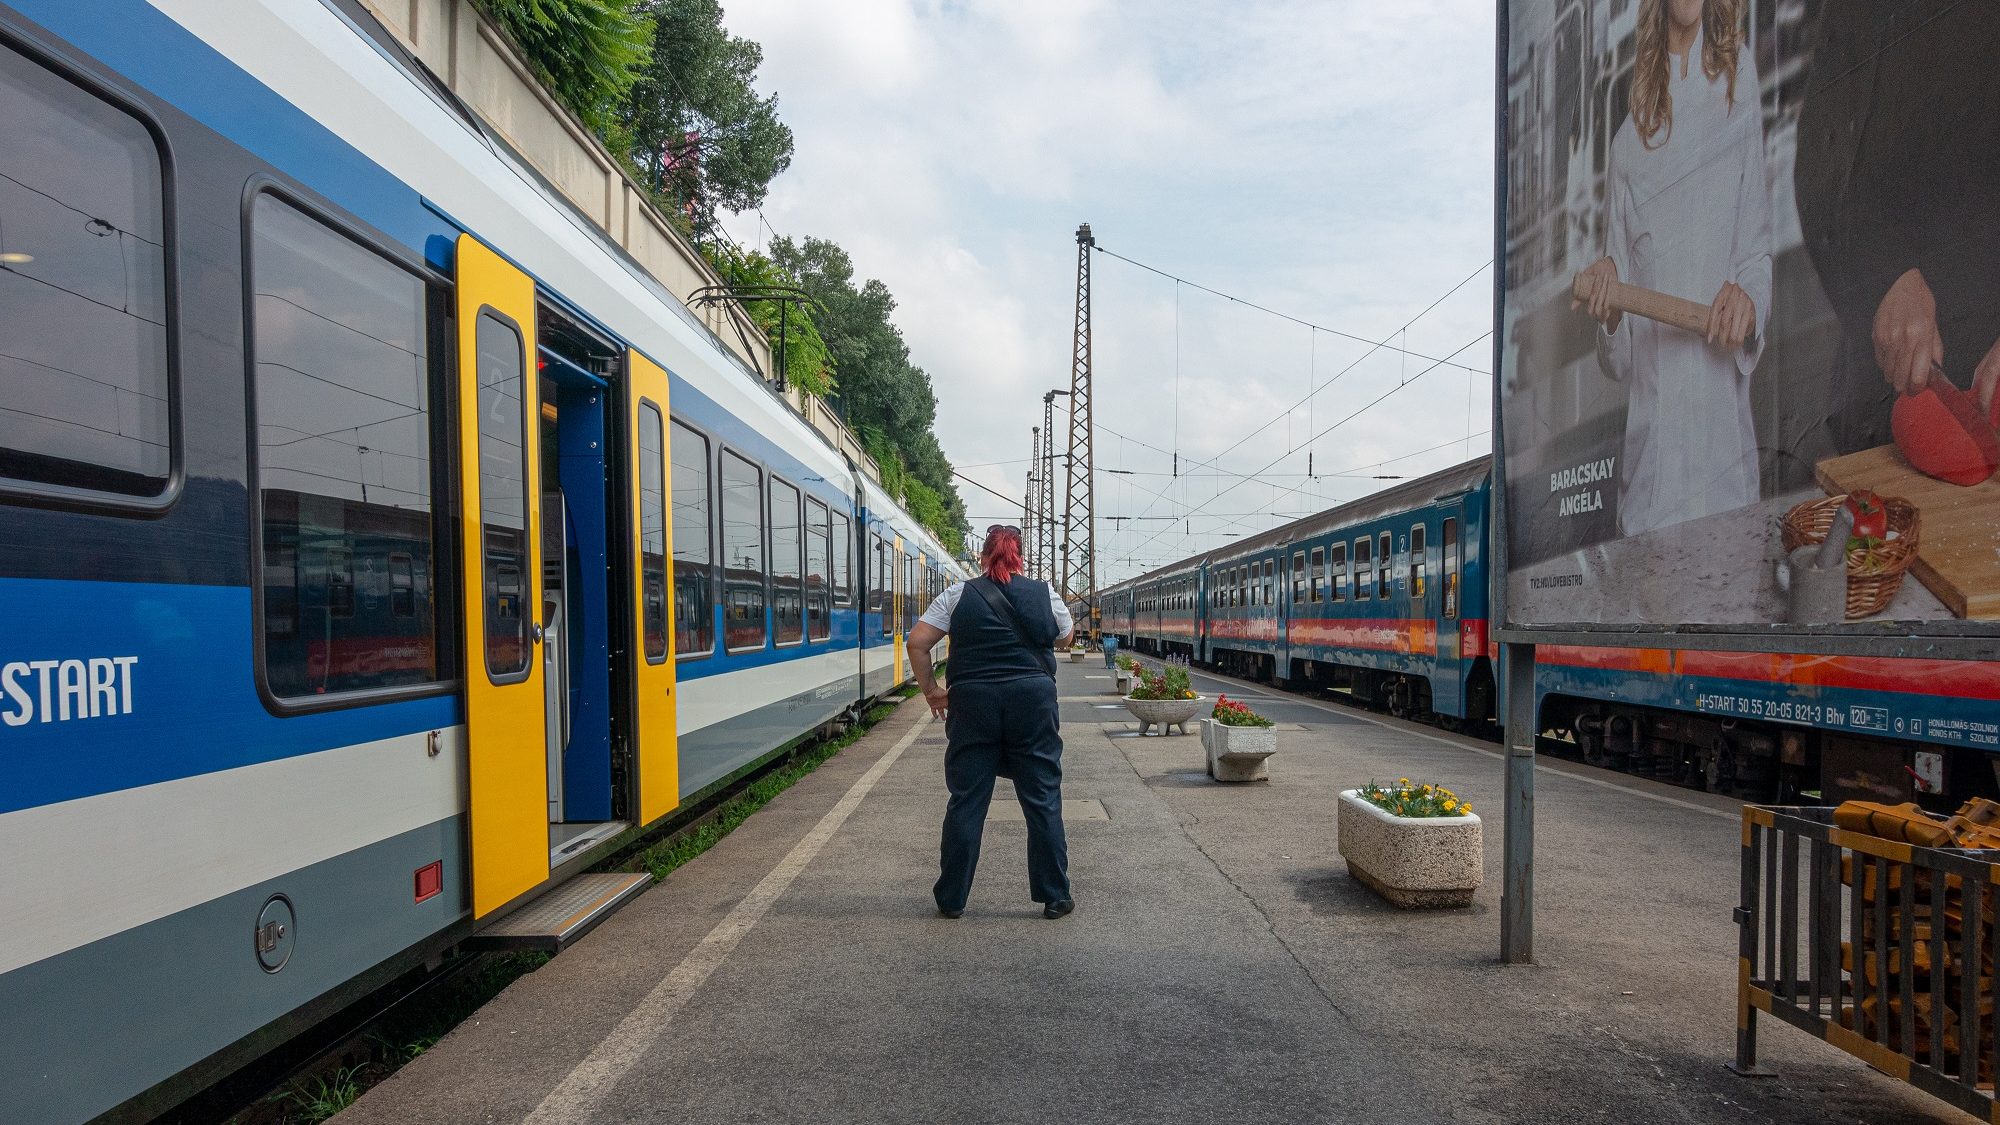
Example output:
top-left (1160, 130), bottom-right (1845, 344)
top-left (1358, 779), bottom-right (1471, 818)
top-left (1115, 653), bottom-right (1137, 672)
top-left (1210, 694), bottom-right (1274, 728)
top-left (1128, 663), bottom-right (1196, 701)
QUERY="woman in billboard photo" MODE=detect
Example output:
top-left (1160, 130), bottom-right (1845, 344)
top-left (1571, 0), bottom-right (1772, 537)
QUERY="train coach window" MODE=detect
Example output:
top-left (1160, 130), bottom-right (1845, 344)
top-left (1354, 537), bottom-right (1371, 599)
top-left (807, 496), bottom-right (831, 641)
top-left (1329, 541), bottom-right (1347, 602)
top-left (720, 449), bottom-right (765, 651)
top-left (1309, 548), bottom-right (1325, 603)
top-left (0, 43), bottom-right (172, 500)
top-left (1378, 532), bottom-right (1392, 598)
top-left (251, 193), bottom-right (443, 697)
top-left (638, 403), bottom-right (668, 662)
top-left (1291, 551), bottom-right (1305, 604)
top-left (874, 535), bottom-right (890, 637)
top-left (474, 313), bottom-right (532, 680)
top-left (832, 511), bottom-right (853, 606)
top-left (1263, 559), bottom-right (1274, 606)
top-left (1442, 517), bottom-right (1459, 619)
top-left (1410, 523), bottom-right (1427, 599)
top-left (770, 476), bottom-right (802, 646)
top-left (670, 418), bottom-right (713, 658)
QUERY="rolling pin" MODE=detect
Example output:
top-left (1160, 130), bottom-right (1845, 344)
top-left (1570, 273), bottom-right (1716, 337)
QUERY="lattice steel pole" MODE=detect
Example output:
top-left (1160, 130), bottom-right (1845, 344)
top-left (1040, 390), bottom-right (1063, 584)
top-left (1024, 426), bottom-right (1041, 574)
top-left (1061, 223), bottom-right (1096, 621)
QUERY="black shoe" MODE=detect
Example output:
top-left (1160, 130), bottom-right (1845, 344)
top-left (937, 906), bottom-right (964, 919)
top-left (1042, 899), bottom-right (1074, 920)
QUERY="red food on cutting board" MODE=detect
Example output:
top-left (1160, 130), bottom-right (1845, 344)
top-left (1891, 381), bottom-right (2000, 486)
top-left (1843, 488), bottom-right (1888, 540)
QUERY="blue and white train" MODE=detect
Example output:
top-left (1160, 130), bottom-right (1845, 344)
top-left (0, 2), bottom-right (962, 1120)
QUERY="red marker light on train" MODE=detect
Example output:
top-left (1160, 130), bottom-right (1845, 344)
top-left (413, 861), bottom-right (443, 904)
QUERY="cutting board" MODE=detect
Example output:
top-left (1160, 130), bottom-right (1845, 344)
top-left (1816, 444), bottom-right (2000, 619)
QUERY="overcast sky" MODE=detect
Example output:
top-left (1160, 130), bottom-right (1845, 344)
top-left (720, 0), bottom-right (1496, 583)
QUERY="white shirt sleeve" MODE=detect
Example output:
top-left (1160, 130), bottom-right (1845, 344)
top-left (920, 583), bottom-right (962, 632)
top-left (1049, 586), bottom-right (1074, 637)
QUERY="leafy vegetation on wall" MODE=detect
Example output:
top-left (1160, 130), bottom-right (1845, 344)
top-left (470, 0), bottom-right (965, 552)
top-left (476, 0), bottom-right (652, 134)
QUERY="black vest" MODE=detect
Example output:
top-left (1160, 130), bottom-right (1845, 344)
top-left (946, 576), bottom-right (1061, 684)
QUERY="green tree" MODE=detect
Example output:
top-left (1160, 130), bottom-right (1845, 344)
top-left (703, 243), bottom-right (835, 397)
top-left (772, 236), bottom-right (966, 551)
top-left (621, 0), bottom-right (795, 224)
top-left (476, 0), bottom-right (652, 134)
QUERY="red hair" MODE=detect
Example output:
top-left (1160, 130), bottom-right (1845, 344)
top-left (981, 526), bottom-right (1025, 581)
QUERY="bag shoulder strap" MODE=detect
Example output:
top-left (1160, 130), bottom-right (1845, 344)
top-left (967, 577), bottom-right (1057, 677)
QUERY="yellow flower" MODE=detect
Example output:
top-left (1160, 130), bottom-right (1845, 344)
top-left (1398, 778), bottom-right (1409, 786)
top-left (1461, 803), bottom-right (1472, 813)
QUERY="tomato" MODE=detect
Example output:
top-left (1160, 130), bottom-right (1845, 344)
top-left (1844, 489), bottom-right (1888, 540)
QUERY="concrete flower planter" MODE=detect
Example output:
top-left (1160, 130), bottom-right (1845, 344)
top-left (1069, 650), bottom-right (1088, 664)
top-left (1112, 669), bottom-right (1133, 694)
top-left (1200, 719), bottom-right (1276, 781)
top-left (1122, 695), bottom-right (1207, 736)
top-left (1335, 789), bottom-right (1482, 909)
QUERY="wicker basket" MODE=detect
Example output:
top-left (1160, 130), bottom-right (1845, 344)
top-left (1779, 495), bottom-right (1921, 619)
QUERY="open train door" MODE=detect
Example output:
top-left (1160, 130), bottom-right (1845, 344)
top-left (454, 234), bottom-right (549, 917)
top-left (626, 349), bottom-right (680, 824)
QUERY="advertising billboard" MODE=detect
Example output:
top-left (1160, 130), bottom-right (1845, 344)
top-left (1497, 1), bottom-right (2000, 640)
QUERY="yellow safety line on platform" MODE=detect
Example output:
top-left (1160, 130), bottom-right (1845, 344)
top-left (524, 709), bottom-right (936, 1124)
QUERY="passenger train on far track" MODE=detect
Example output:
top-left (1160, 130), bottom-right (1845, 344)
top-left (0, 2), bottom-right (962, 1121)
top-left (1101, 458), bottom-right (2000, 810)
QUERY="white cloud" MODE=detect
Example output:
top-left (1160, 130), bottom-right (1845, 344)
top-left (722, 0), bottom-right (1496, 580)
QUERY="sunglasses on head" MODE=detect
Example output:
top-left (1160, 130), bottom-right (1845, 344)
top-left (986, 524), bottom-right (1022, 537)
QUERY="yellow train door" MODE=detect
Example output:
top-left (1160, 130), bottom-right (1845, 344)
top-left (454, 234), bottom-right (549, 918)
top-left (627, 349), bottom-right (680, 824)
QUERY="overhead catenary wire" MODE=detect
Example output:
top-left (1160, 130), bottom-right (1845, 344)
top-left (1114, 330), bottom-right (1491, 563)
top-left (1094, 255), bottom-right (1492, 536)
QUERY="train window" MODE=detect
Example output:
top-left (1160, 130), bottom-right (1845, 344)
top-left (670, 418), bottom-right (713, 659)
top-left (832, 511), bottom-right (853, 605)
top-left (1291, 551), bottom-right (1305, 603)
top-left (1442, 517), bottom-right (1459, 619)
top-left (720, 449), bottom-right (765, 651)
top-left (474, 312), bottom-right (532, 680)
top-left (1354, 537), bottom-right (1371, 599)
top-left (1329, 541), bottom-right (1347, 602)
top-left (327, 548), bottom-right (355, 619)
top-left (1410, 523), bottom-right (1427, 599)
top-left (1263, 559), bottom-right (1274, 606)
top-left (807, 496), bottom-right (831, 641)
top-left (770, 476), bottom-right (802, 646)
top-left (0, 43), bottom-right (172, 500)
top-left (250, 193), bottom-right (442, 698)
top-left (638, 403), bottom-right (668, 662)
top-left (389, 552), bottom-right (415, 617)
top-left (1309, 547), bottom-right (1325, 602)
top-left (875, 535), bottom-right (890, 637)
top-left (1377, 532), bottom-right (1392, 597)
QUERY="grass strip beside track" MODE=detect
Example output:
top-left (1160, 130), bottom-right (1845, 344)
top-left (620, 699), bottom-right (899, 884)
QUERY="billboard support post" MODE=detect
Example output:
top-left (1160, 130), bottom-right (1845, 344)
top-left (1490, 0), bottom-right (1535, 965)
top-left (1501, 642), bottom-right (1535, 964)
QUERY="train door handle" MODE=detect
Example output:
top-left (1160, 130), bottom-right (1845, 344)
top-left (531, 622), bottom-right (545, 644)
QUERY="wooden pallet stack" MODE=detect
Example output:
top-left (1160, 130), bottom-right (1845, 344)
top-left (1835, 799), bottom-right (2000, 1077)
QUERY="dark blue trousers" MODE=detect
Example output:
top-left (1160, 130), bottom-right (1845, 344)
top-left (934, 676), bottom-right (1070, 911)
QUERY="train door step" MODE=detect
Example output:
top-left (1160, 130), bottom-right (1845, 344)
top-left (467, 872), bottom-right (651, 952)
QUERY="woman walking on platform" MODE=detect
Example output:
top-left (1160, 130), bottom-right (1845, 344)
top-left (906, 525), bottom-right (1075, 919)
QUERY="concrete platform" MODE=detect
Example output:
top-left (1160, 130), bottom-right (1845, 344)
top-left (342, 663), bottom-right (1971, 1125)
